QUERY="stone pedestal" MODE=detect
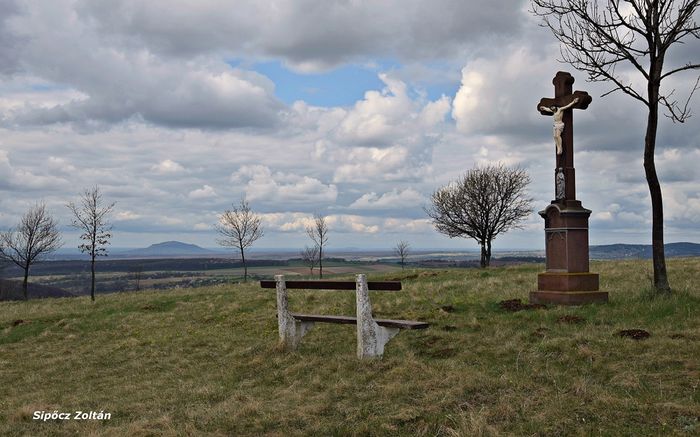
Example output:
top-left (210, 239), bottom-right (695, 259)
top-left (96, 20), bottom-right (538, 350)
top-left (530, 202), bottom-right (608, 305)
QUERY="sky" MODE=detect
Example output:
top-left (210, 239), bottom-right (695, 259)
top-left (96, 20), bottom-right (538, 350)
top-left (0, 0), bottom-right (698, 252)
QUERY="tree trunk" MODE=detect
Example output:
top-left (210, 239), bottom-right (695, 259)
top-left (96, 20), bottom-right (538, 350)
top-left (479, 243), bottom-right (487, 268)
top-left (486, 239), bottom-right (492, 267)
top-left (22, 265), bottom-right (29, 300)
top-left (90, 256), bottom-right (96, 301)
top-left (319, 245), bottom-right (323, 279)
top-left (644, 81), bottom-right (671, 294)
top-left (240, 246), bottom-right (247, 282)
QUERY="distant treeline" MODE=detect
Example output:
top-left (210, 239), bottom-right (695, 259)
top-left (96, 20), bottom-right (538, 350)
top-left (417, 256), bottom-right (544, 268)
top-left (1, 258), bottom-right (289, 276)
top-left (0, 279), bottom-right (75, 301)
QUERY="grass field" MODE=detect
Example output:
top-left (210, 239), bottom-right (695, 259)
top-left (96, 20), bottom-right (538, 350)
top-left (1, 258), bottom-right (698, 436)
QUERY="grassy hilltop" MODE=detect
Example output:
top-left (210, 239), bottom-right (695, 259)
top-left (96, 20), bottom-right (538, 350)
top-left (1, 258), bottom-right (699, 436)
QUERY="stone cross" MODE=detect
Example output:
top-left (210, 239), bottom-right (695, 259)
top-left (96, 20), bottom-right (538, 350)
top-left (537, 71), bottom-right (592, 202)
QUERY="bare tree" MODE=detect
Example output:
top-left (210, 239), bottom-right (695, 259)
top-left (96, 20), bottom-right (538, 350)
top-left (216, 199), bottom-right (264, 282)
top-left (129, 265), bottom-right (143, 291)
top-left (425, 164), bottom-right (533, 268)
top-left (530, 0), bottom-right (700, 293)
top-left (300, 245), bottom-right (319, 275)
top-left (306, 214), bottom-right (329, 278)
top-left (0, 203), bottom-right (62, 299)
top-left (394, 240), bottom-right (410, 270)
top-left (67, 186), bottom-right (115, 301)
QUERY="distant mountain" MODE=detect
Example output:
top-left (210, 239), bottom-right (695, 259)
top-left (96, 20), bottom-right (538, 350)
top-left (590, 242), bottom-right (700, 259)
top-left (119, 241), bottom-right (219, 258)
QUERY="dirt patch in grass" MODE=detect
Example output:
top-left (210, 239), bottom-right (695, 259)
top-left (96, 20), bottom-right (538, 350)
top-left (498, 299), bottom-right (547, 312)
top-left (531, 327), bottom-right (550, 338)
top-left (441, 325), bottom-right (458, 332)
top-left (617, 329), bottom-right (651, 340)
top-left (387, 271), bottom-right (444, 281)
top-left (387, 274), bottom-right (418, 281)
top-left (440, 305), bottom-right (456, 313)
top-left (557, 315), bottom-right (586, 324)
top-left (667, 333), bottom-right (699, 341)
top-left (415, 335), bottom-right (458, 359)
top-left (11, 319), bottom-right (28, 327)
top-left (419, 271), bottom-right (441, 278)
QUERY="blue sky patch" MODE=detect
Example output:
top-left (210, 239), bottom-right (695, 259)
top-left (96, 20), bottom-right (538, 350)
top-left (236, 60), bottom-right (459, 107)
top-left (250, 61), bottom-right (387, 107)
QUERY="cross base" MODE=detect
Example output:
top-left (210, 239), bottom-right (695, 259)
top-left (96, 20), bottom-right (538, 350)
top-left (531, 202), bottom-right (607, 306)
top-left (530, 289), bottom-right (608, 305)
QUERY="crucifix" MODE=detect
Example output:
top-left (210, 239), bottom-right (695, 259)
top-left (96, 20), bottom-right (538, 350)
top-left (530, 71), bottom-right (607, 306)
top-left (536, 71), bottom-right (592, 203)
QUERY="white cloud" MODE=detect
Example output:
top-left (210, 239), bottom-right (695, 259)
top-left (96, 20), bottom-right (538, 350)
top-left (78, 0), bottom-right (526, 71)
top-left (2, 1), bottom-right (283, 130)
top-left (188, 185), bottom-right (217, 199)
top-left (262, 212), bottom-right (316, 232)
top-left (232, 165), bottom-right (337, 204)
top-left (151, 159), bottom-right (185, 174)
top-left (383, 218), bottom-right (434, 234)
top-left (0, 149), bottom-right (69, 191)
top-left (326, 215), bottom-right (380, 234)
top-left (349, 188), bottom-right (426, 210)
top-left (260, 212), bottom-right (381, 234)
top-left (333, 146), bottom-right (432, 183)
top-left (159, 216), bottom-right (184, 226)
top-left (336, 74), bottom-right (415, 146)
top-left (115, 210), bottom-right (141, 221)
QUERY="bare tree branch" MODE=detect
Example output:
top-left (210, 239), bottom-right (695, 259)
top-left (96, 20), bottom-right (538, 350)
top-left (660, 75), bottom-right (700, 121)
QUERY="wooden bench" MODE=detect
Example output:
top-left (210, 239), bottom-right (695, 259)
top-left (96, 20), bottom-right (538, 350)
top-left (260, 274), bottom-right (429, 358)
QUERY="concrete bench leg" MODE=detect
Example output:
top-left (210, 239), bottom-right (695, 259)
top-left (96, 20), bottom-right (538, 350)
top-left (276, 275), bottom-right (314, 350)
top-left (356, 274), bottom-right (399, 359)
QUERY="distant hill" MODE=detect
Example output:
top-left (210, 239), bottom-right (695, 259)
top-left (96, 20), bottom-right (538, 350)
top-left (0, 279), bottom-right (74, 301)
top-left (590, 242), bottom-right (700, 259)
top-left (119, 241), bottom-right (219, 258)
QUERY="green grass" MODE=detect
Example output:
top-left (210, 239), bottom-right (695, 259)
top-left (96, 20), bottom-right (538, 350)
top-left (0, 258), bottom-right (698, 436)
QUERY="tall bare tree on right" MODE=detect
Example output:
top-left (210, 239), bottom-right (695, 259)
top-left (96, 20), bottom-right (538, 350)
top-left (306, 214), bottom-right (329, 278)
top-left (531, 0), bottom-right (700, 294)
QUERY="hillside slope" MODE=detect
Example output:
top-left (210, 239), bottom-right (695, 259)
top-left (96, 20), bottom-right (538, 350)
top-left (1, 258), bottom-right (699, 435)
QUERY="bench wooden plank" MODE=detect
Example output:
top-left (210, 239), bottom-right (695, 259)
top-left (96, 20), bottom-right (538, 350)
top-left (290, 313), bottom-right (429, 330)
top-left (260, 280), bottom-right (401, 291)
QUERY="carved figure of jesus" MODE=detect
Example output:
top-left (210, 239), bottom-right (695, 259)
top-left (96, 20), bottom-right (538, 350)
top-left (539, 97), bottom-right (579, 155)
